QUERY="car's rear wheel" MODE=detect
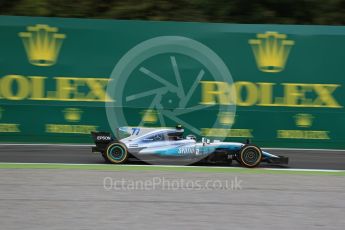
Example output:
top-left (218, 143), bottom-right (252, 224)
top-left (238, 145), bottom-right (262, 168)
top-left (105, 142), bottom-right (128, 164)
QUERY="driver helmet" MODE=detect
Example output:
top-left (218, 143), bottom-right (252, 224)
top-left (186, 134), bottom-right (196, 140)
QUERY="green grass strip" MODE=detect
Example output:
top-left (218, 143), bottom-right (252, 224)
top-left (0, 163), bottom-right (344, 175)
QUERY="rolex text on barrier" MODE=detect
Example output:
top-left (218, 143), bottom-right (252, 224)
top-left (0, 16), bottom-right (344, 148)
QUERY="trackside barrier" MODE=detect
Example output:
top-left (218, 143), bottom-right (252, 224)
top-left (0, 16), bottom-right (344, 148)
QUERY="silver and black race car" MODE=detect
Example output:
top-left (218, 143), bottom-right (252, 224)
top-left (91, 125), bottom-right (288, 168)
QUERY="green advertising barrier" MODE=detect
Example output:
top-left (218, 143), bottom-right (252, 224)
top-left (0, 15), bottom-right (344, 148)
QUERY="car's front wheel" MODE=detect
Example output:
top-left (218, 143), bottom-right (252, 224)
top-left (238, 145), bottom-right (262, 168)
top-left (105, 142), bottom-right (129, 164)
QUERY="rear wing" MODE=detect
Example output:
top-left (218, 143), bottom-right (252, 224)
top-left (90, 131), bottom-right (116, 153)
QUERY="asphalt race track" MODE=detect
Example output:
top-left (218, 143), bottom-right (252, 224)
top-left (0, 145), bottom-right (345, 169)
top-left (0, 145), bottom-right (345, 230)
top-left (0, 168), bottom-right (344, 230)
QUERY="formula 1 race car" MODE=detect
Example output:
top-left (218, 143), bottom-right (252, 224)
top-left (91, 125), bottom-right (288, 168)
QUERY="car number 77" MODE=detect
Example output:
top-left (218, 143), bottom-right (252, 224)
top-left (131, 128), bottom-right (140, 135)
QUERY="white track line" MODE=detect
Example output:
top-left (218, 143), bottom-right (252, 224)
top-left (261, 168), bottom-right (345, 173)
top-left (0, 162), bottom-right (344, 173)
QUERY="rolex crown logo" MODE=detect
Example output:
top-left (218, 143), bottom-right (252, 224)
top-left (19, 24), bottom-right (66, 66)
top-left (249, 31), bottom-right (294, 73)
top-left (63, 108), bottom-right (82, 122)
top-left (141, 109), bottom-right (158, 124)
top-left (218, 111), bottom-right (236, 125)
top-left (294, 113), bottom-right (313, 128)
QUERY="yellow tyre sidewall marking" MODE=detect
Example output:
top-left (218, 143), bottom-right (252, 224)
top-left (240, 145), bottom-right (262, 167)
top-left (106, 142), bottom-right (128, 164)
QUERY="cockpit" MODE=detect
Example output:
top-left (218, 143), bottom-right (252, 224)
top-left (117, 125), bottom-right (196, 143)
top-left (141, 130), bottom-right (184, 142)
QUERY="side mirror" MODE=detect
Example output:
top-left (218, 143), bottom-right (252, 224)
top-left (202, 137), bottom-right (206, 143)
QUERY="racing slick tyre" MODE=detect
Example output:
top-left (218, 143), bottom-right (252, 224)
top-left (238, 145), bottom-right (262, 168)
top-left (105, 142), bottom-right (129, 164)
